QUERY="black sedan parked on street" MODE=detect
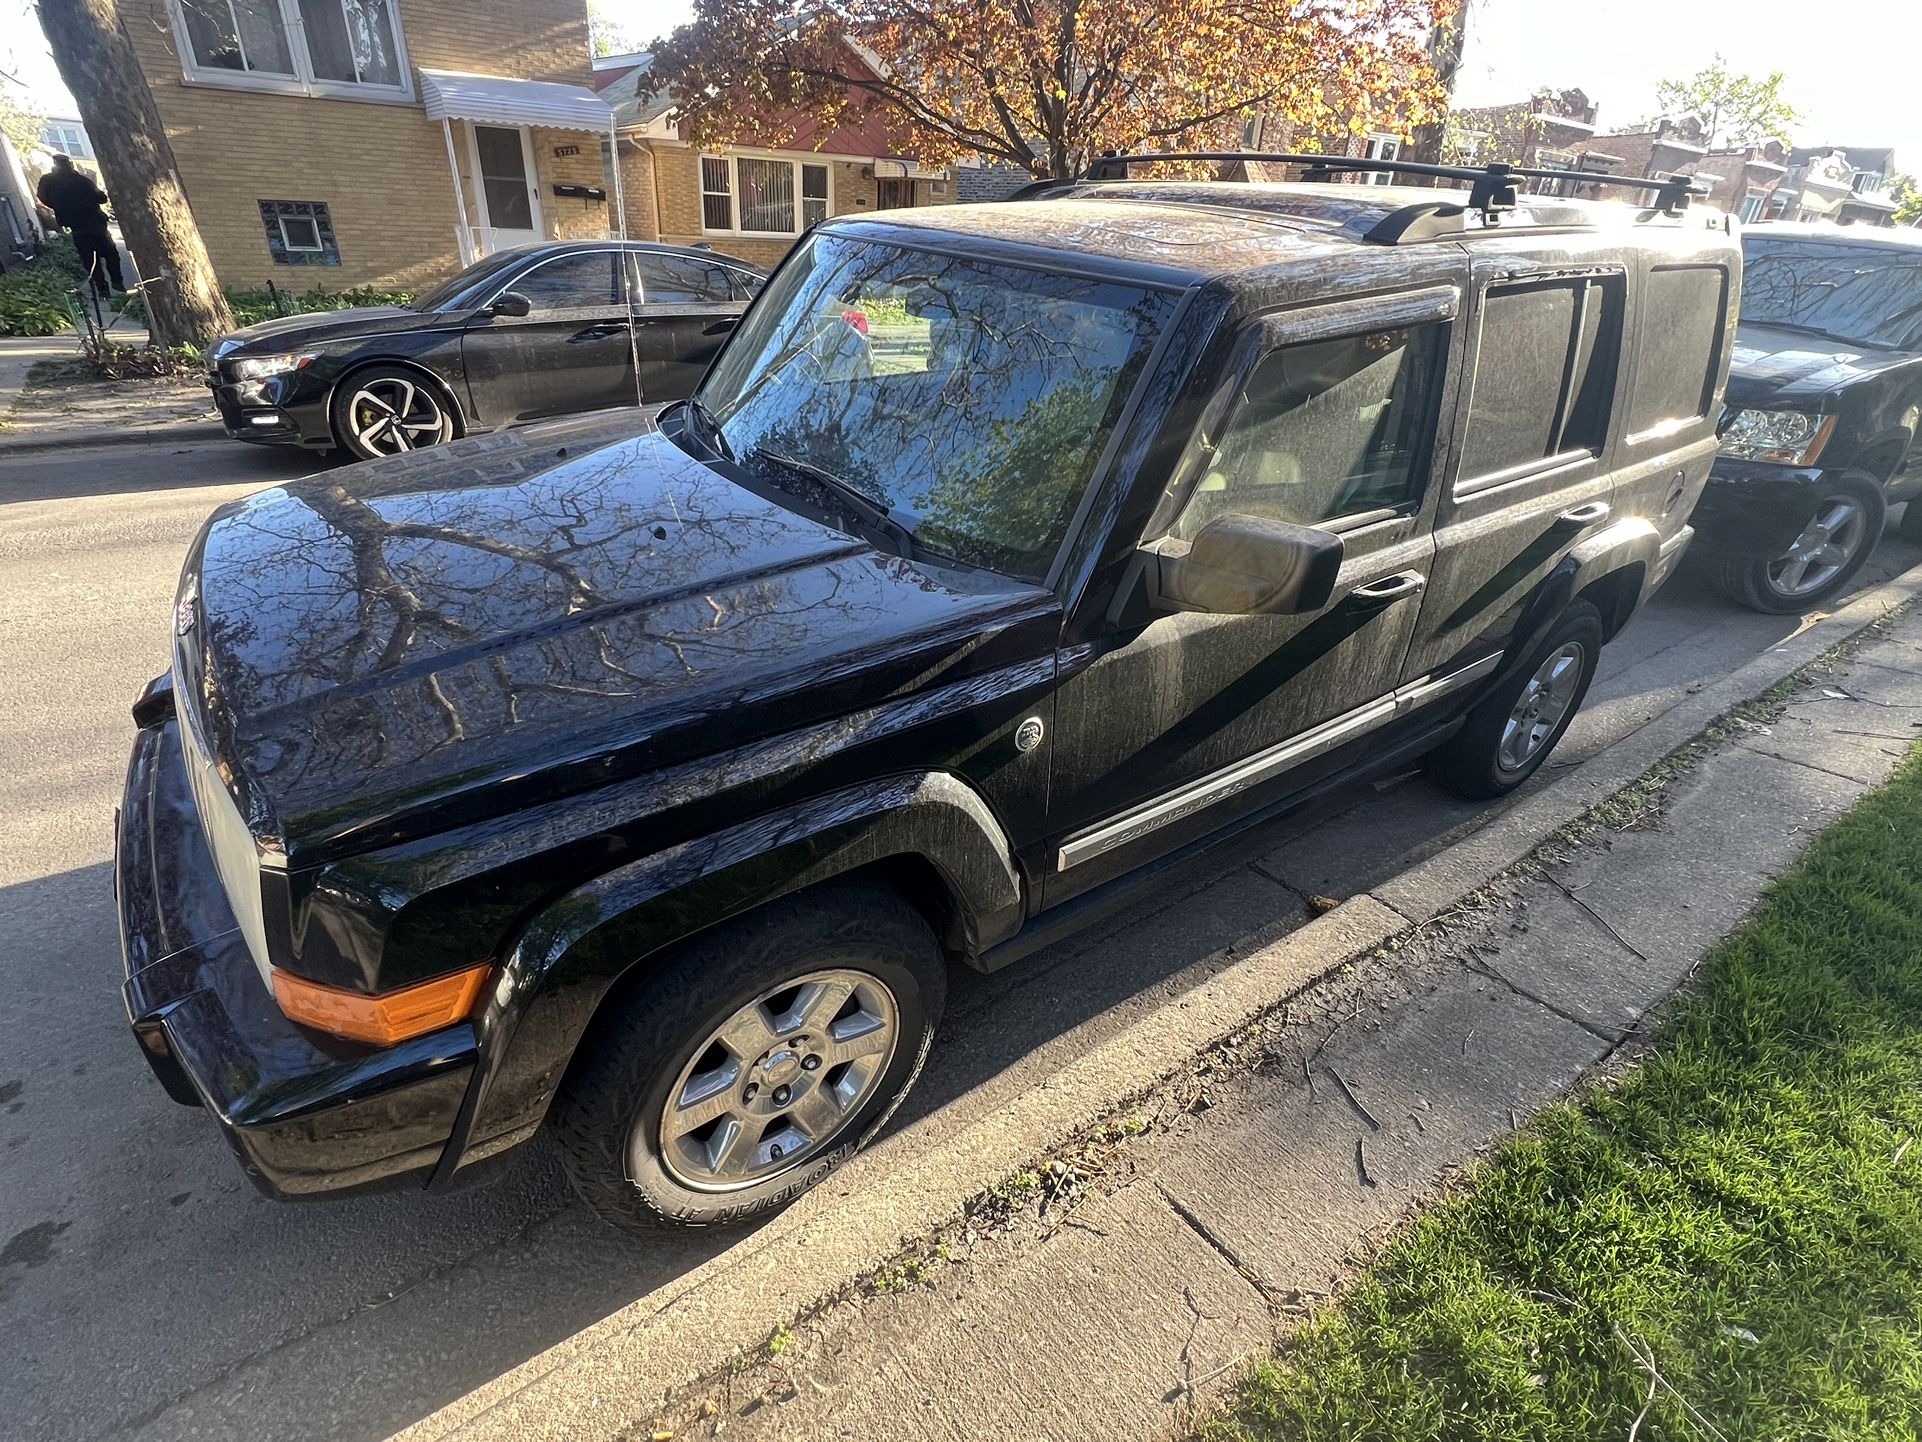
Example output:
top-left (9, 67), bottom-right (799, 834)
top-left (205, 240), bottom-right (765, 460)
top-left (1692, 224), bottom-right (1922, 612)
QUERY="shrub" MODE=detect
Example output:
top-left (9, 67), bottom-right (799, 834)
top-left (0, 255), bottom-right (80, 337)
top-left (120, 284), bottom-right (417, 330)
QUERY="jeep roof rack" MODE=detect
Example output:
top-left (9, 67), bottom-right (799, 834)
top-left (1014, 152), bottom-right (1709, 240)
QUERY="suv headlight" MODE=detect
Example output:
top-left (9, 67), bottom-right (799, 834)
top-left (229, 351), bottom-right (315, 381)
top-left (1718, 408), bottom-right (1836, 466)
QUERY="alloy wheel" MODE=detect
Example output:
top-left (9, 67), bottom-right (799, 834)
top-left (346, 377), bottom-right (446, 454)
top-left (1768, 498), bottom-right (1867, 599)
top-left (657, 969), bottom-right (900, 1191)
top-left (1498, 641), bottom-right (1586, 773)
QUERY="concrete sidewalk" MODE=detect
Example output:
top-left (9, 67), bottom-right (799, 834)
top-left (0, 325), bottom-right (219, 457)
top-left (376, 574), bottom-right (1922, 1442)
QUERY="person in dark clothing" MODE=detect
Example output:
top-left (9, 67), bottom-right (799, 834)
top-left (36, 154), bottom-right (124, 297)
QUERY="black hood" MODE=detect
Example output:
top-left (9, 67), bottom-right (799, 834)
top-left (173, 417), bottom-right (1056, 863)
top-left (214, 304), bottom-right (458, 356)
top-left (1726, 320), bottom-right (1922, 408)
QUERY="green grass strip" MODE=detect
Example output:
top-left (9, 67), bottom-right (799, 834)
top-left (1209, 748), bottom-right (1922, 1442)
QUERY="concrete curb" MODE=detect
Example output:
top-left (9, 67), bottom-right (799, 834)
top-left (0, 421), bottom-right (226, 458)
top-left (395, 563), bottom-right (1922, 1442)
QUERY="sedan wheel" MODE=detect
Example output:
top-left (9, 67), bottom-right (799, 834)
top-left (1767, 498), bottom-right (1867, 600)
top-left (330, 367), bottom-right (457, 459)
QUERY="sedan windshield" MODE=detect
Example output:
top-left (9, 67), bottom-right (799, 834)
top-left (1741, 236), bottom-right (1922, 352)
top-left (690, 233), bottom-right (1176, 581)
top-left (410, 249), bottom-right (539, 312)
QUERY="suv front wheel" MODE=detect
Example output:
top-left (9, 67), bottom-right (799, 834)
top-left (551, 881), bottom-right (946, 1232)
top-left (1425, 600), bottom-right (1604, 800)
top-left (1714, 470), bottom-right (1886, 614)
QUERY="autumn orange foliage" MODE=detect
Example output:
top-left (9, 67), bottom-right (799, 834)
top-left (651, 0), bottom-right (1458, 180)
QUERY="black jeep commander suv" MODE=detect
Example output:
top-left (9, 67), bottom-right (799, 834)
top-left (117, 156), bottom-right (1736, 1231)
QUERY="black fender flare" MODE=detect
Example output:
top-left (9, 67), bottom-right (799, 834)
top-left (430, 771), bottom-right (1023, 1183)
top-left (1497, 516), bottom-right (1659, 689)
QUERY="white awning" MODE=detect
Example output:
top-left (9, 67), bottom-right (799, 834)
top-left (419, 69), bottom-right (614, 134)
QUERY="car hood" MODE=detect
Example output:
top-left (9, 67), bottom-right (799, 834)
top-left (174, 415), bottom-right (1055, 864)
top-left (214, 304), bottom-right (455, 355)
top-left (1726, 321), bottom-right (1922, 407)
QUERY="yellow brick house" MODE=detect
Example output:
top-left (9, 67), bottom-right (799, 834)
top-left (129, 0), bottom-right (624, 292)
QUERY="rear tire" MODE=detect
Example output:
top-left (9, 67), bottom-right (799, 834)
top-left (1425, 600), bottom-right (1604, 800)
top-left (1713, 470), bottom-right (1885, 614)
top-left (551, 881), bottom-right (946, 1233)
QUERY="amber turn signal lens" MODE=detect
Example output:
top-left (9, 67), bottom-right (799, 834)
top-left (271, 963), bottom-right (492, 1045)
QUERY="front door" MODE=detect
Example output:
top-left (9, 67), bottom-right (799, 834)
top-left (628, 250), bottom-right (753, 401)
top-left (470, 123), bottom-right (542, 252)
top-left (460, 248), bottom-right (638, 425)
top-left (1044, 286), bottom-right (1463, 905)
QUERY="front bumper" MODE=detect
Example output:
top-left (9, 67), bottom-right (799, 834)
top-left (207, 372), bottom-right (333, 450)
top-left (116, 717), bottom-right (477, 1198)
top-left (1689, 459), bottom-right (1834, 558)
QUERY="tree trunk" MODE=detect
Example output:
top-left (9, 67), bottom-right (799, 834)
top-left (37, 0), bottom-right (233, 348)
top-left (1404, 0), bottom-right (1470, 172)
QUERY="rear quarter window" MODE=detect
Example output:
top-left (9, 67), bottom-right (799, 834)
top-left (1627, 264), bottom-right (1729, 442)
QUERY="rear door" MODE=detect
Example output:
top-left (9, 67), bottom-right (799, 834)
top-left (1043, 281), bottom-right (1465, 904)
top-left (629, 250), bottom-right (753, 402)
top-left (1403, 237), bottom-right (1636, 681)
top-left (460, 248), bottom-right (637, 425)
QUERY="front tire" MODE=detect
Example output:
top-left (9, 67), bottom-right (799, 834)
top-left (1426, 600), bottom-right (1604, 800)
top-left (1713, 470), bottom-right (1885, 614)
top-left (329, 364), bottom-right (459, 460)
top-left (551, 882), bottom-right (946, 1233)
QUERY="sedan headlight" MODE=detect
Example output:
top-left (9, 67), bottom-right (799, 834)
top-left (229, 351), bottom-right (315, 381)
top-left (1718, 408), bottom-right (1836, 466)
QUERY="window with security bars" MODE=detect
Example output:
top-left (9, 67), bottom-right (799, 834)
top-left (701, 157), bottom-right (732, 231)
top-left (700, 156), bottom-right (832, 234)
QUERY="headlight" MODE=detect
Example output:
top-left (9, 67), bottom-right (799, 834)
top-left (229, 351), bottom-right (315, 381)
top-left (1718, 408), bottom-right (1836, 466)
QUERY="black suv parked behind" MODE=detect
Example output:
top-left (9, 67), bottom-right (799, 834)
top-left (118, 156), bottom-right (1737, 1231)
top-left (1691, 223), bottom-right (1922, 612)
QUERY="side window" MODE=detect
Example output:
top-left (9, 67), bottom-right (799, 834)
top-left (1458, 274), bottom-right (1624, 488)
top-left (727, 269), bottom-right (762, 300)
top-left (633, 252), bottom-right (736, 304)
top-left (510, 252), bottom-right (619, 311)
top-left (1170, 321), bottom-right (1448, 541)
top-left (1628, 265), bottom-right (1729, 440)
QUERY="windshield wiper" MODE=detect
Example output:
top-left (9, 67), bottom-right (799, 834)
top-left (751, 447), bottom-right (919, 559)
top-left (1749, 319), bottom-right (1859, 347)
top-left (683, 395), bottom-right (735, 462)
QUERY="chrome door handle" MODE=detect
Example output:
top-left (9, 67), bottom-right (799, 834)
top-left (1556, 501), bottom-right (1611, 529)
top-left (1345, 571), bottom-right (1427, 611)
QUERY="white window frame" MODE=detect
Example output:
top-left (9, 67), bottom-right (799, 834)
top-left (276, 212), bottom-right (324, 251)
top-left (1739, 193), bottom-right (1765, 223)
top-left (699, 151), bottom-right (835, 237)
top-left (45, 122), bottom-right (92, 159)
top-left (1850, 170), bottom-right (1886, 196)
top-left (165, 0), bottom-right (415, 104)
top-left (1362, 133), bottom-right (1401, 185)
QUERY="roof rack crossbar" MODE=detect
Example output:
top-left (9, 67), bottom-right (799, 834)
top-left (1074, 152), bottom-right (1707, 217)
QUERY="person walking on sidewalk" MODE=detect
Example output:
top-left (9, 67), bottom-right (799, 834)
top-left (35, 155), bottom-right (124, 298)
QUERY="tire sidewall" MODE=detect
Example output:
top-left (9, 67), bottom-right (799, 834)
top-left (1749, 470), bottom-right (1887, 611)
top-left (558, 887), bottom-right (946, 1230)
top-left (329, 364), bottom-right (459, 460)
top-left (1439, 601), bottom-right (1605, 798)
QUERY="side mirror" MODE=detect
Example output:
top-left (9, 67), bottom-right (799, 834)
top-left (1140, 513), bottom-right (1344, 616)
top-left (488, 291), bottom-right (532, 318)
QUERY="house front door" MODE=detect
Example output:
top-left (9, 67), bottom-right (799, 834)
top-left (470, 123), bottom-right (543, 253)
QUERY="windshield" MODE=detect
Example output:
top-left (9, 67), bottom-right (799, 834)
top-left (689, 233), bottom-right (1176, 582)
top-left (411, 249), bottom-right (540, 312)
top-left (1740, 236), bottom-right (1922, 352)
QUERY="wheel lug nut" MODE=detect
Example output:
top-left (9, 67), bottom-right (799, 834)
top-left (801, 1054), bottom-right (822, 1071)
top-left (770, 1143), bottom-right (784, 1160)
top-left (744, 1082), bottom-right (759, 1102)
top-left (773, 1084), bottom-right (792, 1106)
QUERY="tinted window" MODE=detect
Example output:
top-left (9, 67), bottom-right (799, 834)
top-left (1741, 236), bottom-right (1922, 351)
top-left (1460, 274), bottom-right (1623, 485)
top-left (1629, 265), bottom-right (1728, 438)
top-left (694, 234), bottom-right (1174, 581)
top-left (411, 249), bottom-right (531, 311)
top-left (512, 252), bottom-right (619, 310)
top-left (1171, 322), bottom-right (1447, 540)
top-left (634, 252), bottom-right (737, 303)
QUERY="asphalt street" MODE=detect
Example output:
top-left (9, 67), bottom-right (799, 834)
top-left (2, 437), bottom-right (1914, 1441)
